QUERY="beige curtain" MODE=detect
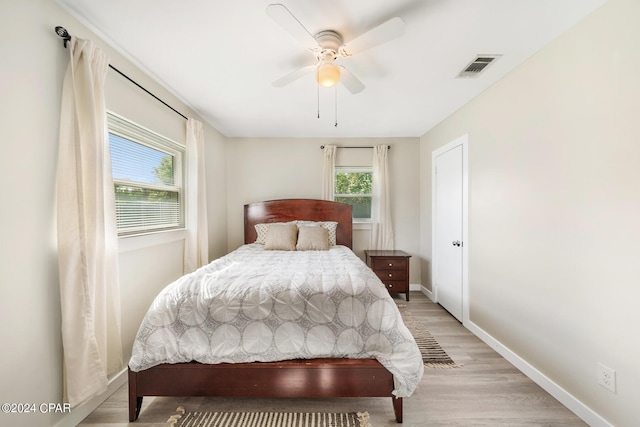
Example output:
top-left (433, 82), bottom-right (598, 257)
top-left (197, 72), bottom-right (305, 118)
top-left (57, 37), bottom-right (123, 406)
top-left (322, 145), bottom-right (336, 200)
top-left (184, 118), bottom-right (209, 273)
top-left (369, 145), bottom-right (394, 250)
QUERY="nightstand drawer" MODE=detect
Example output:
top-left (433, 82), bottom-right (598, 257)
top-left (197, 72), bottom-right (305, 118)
top-left (383, 280), bottom-right (408, 293)
top-left (374, 269), bottom-right (408, 282)
top-left (371, 257), bottom-right (408, 271)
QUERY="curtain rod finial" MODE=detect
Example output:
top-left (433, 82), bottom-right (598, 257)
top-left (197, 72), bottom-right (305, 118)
top-left (55, 26), bottom-right (71, 48)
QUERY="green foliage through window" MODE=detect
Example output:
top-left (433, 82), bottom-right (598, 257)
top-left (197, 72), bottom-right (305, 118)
top-left (154, 156), bottom-right (174, 186)
top-left (335, 168), bottom-right (372, 219)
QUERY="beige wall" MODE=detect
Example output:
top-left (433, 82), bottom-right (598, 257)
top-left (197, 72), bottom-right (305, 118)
top-left (0, 1), bottom-right (227, 426)
top-left (420, 0), bottom-right (639, 425)
top-left (226, 137), bottom-right (421, 282)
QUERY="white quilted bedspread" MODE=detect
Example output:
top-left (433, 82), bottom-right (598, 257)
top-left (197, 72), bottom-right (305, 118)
top-left (129, 244), bottom-right (424, 397)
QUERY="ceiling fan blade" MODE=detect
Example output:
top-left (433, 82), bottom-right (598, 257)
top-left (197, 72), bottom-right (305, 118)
top-left (337, 66), bottom-right (365, 94)
top-left (340, 17), bottom-right (405, 57)
top-left (272, 65), bottom-right (316, 88)
top-left (266, 3), bottom-right (319, 51)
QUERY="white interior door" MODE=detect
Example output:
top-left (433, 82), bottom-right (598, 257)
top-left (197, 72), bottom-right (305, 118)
top-left (433, 136), bottom-right (467, 322)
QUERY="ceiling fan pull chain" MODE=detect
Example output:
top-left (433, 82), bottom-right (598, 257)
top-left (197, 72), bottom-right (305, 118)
top-left (334, 85), bottom-right (338, 127)
top-left (317, 68), bottom-right (320, 119)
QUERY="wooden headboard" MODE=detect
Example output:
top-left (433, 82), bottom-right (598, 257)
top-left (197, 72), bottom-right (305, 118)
top-left (244, 199), bottom-right (353, 248)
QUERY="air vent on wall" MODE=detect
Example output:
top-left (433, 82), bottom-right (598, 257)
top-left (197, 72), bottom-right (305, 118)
top-left (457, 55), bottom-right (501, 78)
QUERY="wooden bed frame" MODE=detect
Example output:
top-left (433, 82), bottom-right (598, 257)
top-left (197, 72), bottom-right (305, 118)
top-left (128, 199), bottom-right (402, 422)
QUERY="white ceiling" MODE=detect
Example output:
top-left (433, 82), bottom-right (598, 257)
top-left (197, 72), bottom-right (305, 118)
top-left (56, 0), bottom-right (606, 138)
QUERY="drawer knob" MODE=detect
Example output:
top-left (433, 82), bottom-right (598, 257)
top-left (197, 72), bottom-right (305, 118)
top-left (388, 263), bottom-right (393, 267)
top-left (389, 284), bottom-right (393, 288)
top-left (388, 273), bottom-right (393, 277)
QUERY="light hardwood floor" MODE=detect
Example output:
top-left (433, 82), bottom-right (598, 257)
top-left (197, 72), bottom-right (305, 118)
top-left (79, 292), bottom-right (586, 426)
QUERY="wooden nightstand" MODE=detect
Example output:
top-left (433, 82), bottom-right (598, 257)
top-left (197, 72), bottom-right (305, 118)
top-left (365, 250), bottom-right (411, 301)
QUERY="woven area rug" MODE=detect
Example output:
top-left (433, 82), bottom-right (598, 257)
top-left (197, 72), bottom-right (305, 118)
top-left (397, 305), bottom-right (460, 368)
top-left (169, 409), bottom-right (371, 427)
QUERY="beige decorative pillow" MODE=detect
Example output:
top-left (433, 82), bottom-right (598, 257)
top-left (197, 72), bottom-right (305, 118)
top-left (264, 223), bottom-right (298, 250)
top-left (296, 221), bottom-right (338, 246)
top-left (296, 226), bottom-right (330, 251)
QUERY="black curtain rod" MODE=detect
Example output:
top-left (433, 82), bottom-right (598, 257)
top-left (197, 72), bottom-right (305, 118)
top-left (108, 65), bottom-right (188, 120)
top-left (55, 26), bottom-right (188, 121)
top-left (320, 145), bottom-right (391, 149)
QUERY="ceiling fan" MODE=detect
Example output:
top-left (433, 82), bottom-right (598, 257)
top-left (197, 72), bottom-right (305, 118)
top-left (267, 3), bottom-right (405, 94)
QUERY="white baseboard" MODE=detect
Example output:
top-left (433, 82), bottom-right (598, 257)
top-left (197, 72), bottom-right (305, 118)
top-left (53, 368), bottom-right (127, 427)
top-left (465, 320), bottom-right (612, 427)
top-left (412, 284), bottom-right (434, 301)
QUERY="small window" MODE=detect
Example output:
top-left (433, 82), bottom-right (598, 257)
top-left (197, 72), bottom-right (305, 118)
top-left (335, 167), bottom-right (372, 220)
top-left (107, 112), bottom-right (184, 235)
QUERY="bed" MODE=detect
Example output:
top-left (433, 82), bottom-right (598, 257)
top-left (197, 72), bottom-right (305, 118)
top-left (128, 198), bottom-right (423, 423)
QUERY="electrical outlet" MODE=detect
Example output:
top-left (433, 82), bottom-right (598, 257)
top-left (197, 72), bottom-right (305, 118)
top-left (597, 363), bottom-right (616, 393)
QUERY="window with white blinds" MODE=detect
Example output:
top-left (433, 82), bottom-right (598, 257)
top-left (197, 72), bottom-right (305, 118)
top-left (107, 112), bottom-right (185, 235)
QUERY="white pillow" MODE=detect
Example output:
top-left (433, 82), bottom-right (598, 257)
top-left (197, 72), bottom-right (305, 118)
top-left (296, 226), bottom-right (330, 251)
top-left (296, 221), bottom-right (338, 246)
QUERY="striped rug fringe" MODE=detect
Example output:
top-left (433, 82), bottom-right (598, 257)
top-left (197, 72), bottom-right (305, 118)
top-left (169, 409), bottom-right (371, 427)
top-left (397, 305), bottom-right (461, 369)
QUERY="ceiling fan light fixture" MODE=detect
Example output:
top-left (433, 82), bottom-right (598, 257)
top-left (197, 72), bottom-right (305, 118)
top-left (316, 63), bottom-right (341, 87)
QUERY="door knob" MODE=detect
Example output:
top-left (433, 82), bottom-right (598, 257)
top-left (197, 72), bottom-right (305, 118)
top-left (452, 240), bottom-right (462, 247)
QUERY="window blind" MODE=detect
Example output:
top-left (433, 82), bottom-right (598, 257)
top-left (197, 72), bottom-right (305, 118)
top-left (108, 112), bottom-right (184, 235)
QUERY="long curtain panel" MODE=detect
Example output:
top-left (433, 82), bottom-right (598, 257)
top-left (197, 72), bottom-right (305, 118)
top-left (57, 37), bottom-right (123, 406)
top-left (184, 118), bottom-right (209, 274)
top-left (322, 145), bottom-right (336, 200)
top-left (369, 145), bottom-right (394, 250)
